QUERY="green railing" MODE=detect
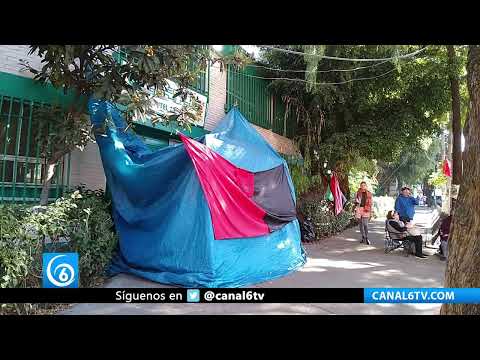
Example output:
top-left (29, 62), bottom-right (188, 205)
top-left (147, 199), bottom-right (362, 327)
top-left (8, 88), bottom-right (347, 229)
top-left (0, 95), bottom-right (70, 203)
top-left (225, 65), bottom-right (296, 138)
top-left (191, 65), bottom-right (208, 96)
top-left (226, 65), bottom-right (272, 129)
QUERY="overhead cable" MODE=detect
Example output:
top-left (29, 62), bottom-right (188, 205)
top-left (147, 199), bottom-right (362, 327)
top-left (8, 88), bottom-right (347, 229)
top-left (259, 45), bottom-right (428, 62)
top-left (232, 67), bottom-right (397, 86)
top-left (245, 59), bottom-right (391, 73)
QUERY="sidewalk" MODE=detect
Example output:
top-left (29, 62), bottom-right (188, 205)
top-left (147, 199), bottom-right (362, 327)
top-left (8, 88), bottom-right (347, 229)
top-left (61, 210), bottom-right (446, 315)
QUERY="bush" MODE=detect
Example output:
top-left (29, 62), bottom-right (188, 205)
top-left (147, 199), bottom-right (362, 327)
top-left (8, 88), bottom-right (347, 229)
top-left (0, 187), bottom-right (118, 314)
top-left (64, 188), bottom-right (118, 284)
top-left (300, 199), bottom-right (354, 240)
top-left (0, 204), bottom-right (39, 289)
top-left (289, 163), bottom-right (322, 198)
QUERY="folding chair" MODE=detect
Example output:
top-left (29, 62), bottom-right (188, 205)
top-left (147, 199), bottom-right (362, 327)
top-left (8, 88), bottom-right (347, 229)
top-left (384, 220), bottom-right (414, 257)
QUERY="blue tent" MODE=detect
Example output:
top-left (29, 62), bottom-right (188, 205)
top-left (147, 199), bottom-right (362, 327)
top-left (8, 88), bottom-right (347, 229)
top-left (88, 99), bottom-right (306, 288)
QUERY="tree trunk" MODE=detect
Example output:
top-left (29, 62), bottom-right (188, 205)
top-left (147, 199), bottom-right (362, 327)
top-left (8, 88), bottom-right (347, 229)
top-left (443, 127), bottom-right (453, 213)
top-left (39, 150), bottom-right (69, 206)
top-left (447, 45), bottom-right (463, 185)
top-left (441, 45), bottom-right (480, 315)
top-left (334, 164), bottom-right (350, 200)
top-left (39, 161), bottom-right (57, 206)
top-left (463, 109), bottom-right (470, 157)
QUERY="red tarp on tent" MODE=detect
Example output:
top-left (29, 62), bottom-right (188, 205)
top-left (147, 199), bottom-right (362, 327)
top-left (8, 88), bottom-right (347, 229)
top-left (180, 133), bottom-right (268, 239)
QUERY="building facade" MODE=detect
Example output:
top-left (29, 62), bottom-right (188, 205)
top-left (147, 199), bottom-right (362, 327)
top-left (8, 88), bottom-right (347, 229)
top-left (0, 45), bottom-right (298, 203)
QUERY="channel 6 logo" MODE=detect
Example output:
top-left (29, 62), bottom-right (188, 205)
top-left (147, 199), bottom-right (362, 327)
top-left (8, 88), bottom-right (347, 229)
top-left (42, 253), bottom-right (79, 288)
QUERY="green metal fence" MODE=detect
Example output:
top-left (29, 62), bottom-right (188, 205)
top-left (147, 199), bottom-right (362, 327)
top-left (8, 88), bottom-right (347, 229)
top-left (225, 65), bottom-right (296, 138)
top-left (226, 65), bottom-right (272, 129)
top-left (191, 65), bottom-right (208, 96)
top-left (0, 95), bottom-right (70, 203)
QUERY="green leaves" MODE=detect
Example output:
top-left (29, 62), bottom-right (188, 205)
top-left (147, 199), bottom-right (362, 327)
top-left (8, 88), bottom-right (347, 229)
top-left (0, 186), bottom-right (117, 299)
top-left (303, 45), bottom-right (325, 93)
top-left (265, 45), bottom-right (454, 178)
top-left (32, 105), bottom-right (93, 163)
top-left (300, 198), bottom-right (353, 240)
top-left (22, 45), bottom-right (223, 131)
top-left (289, 162), bottom-right (322, 198)
top-left (429, 166), bottom-right (448, 187)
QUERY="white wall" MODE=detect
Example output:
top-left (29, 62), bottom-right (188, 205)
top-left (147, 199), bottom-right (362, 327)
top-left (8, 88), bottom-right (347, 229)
top-left (69, 142), bottom-right (106, 190)
top-left (0, 45), bottom-right (40, 78)
top-left (204, 60), bottom-right (227, 132)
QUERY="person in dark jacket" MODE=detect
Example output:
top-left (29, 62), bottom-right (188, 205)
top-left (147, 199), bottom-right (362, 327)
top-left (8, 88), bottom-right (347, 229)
top-left (438, 215), bottom-right (451, 260)
top-left (394, 187), bottom-right (419, 223)
top-left (432, 199), bottom-right (456, 260)
top-left (386, 210), bottom-right (427, 258)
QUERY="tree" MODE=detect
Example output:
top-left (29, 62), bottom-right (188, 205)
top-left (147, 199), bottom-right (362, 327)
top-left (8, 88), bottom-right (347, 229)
top-left (377, 135), bottom-right (443, 194)
top-left (20, 45), bottom-right (249, 205)
top-left (32, 105), bottom-right (93, 205)
top-left (261, 45), bottom-right (452, 198)
top-left (441, 45), bottom-right (480, 315)
top-left (446, 45), bottom-right (464, 186)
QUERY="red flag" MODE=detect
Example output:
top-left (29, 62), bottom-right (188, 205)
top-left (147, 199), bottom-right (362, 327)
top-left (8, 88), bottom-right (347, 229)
top-left (442, 159), bottom-right (452, 177)
top-left (330, 173), bottom-right (344, 216)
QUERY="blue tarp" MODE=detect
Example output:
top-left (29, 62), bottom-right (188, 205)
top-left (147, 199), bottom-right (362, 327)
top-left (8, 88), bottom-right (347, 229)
top-left (88, 99), bottom-right (306, 288)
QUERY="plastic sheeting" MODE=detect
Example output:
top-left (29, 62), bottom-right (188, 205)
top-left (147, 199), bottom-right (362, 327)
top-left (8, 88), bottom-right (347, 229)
top-left (179, 132), bottom-right (269, 239)
top-left (88, 99), bottom-right (306, 288)
top-left (179, 133), bottom-right (297, 239)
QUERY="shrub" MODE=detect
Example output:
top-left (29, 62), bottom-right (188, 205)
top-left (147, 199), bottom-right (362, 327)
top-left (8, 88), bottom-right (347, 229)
top-left (0, 204), bottom-right (38, 289)
top-left (300, 199), bottom-right (354, 240)
top-left (67, 188), bottom-right (118, 284)
top-left (289, 163), bottom-right (322, 198)
top-left (0, 186), bottom-right (118, 314)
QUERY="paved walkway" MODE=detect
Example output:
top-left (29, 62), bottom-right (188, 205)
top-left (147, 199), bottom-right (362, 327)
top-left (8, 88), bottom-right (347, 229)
top-left (61, 208), bottom-right (445, 315)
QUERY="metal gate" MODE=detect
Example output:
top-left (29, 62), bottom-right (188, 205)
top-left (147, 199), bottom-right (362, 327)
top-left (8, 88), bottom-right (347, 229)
top-left (0, 95), bottom-right (70, 203)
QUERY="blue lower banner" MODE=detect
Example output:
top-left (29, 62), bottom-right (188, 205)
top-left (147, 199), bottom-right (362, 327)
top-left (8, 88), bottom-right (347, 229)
top-left (364, 288), bottom-right (480, 304)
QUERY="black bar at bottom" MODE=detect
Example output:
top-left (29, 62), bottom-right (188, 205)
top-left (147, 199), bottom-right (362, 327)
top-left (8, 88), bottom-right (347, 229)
top-left (0, 288), bottom-right (364, 303)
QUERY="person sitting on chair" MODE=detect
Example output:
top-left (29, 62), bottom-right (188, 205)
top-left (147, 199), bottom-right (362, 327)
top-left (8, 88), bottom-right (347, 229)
top-left (437, 214), bottom-right (451, 260)
top-left (386, 210), bottom-right (428, 259)
top-left (437, 198), bottom-right (456, 260)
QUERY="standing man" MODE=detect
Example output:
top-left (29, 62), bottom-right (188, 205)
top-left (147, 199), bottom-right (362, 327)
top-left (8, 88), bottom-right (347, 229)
top-left (355, 181), bottom-right (373, 245)
top-left (394, 186), bottom-right (419, 224)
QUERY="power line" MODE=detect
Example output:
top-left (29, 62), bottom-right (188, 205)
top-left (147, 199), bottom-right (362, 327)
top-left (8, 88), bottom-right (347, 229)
top-left (259, 45), bottom-right (428, 62)
top-left (232, 66), bottom-right (397, 86)
top-left (245, 59), bottom-right (391, 73)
